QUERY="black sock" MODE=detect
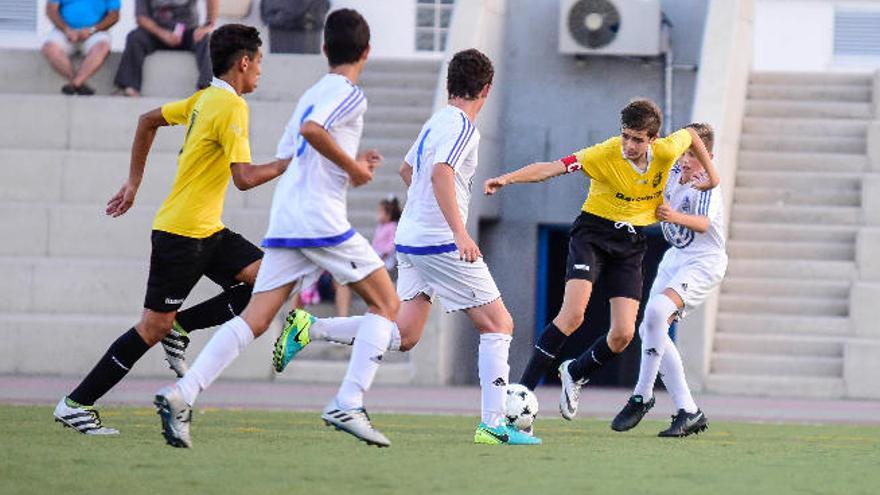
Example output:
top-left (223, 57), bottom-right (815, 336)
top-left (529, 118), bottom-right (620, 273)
top-left (568, 333), bottom-right (617, 382)
top-left (68, 328), bottom-right (151, 406)
top-left (519, 323), bottom-right (569, 389)
top-left (175, 283), bottom-right (252, 333)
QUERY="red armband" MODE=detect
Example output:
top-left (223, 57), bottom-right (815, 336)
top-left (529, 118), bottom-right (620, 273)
top-left (560, 155), bottom-right (581, 173)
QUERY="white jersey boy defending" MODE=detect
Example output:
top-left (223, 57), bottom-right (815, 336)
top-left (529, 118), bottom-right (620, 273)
top-left (256, 73), bottom-right (383, 292)
top-left (395, 105), bottom-right (501, 311)
top-left (652, 164), bottom-right (728, 315)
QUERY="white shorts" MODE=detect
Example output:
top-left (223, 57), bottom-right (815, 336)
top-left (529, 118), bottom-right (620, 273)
top-left (397, 251), bottom-right (501, 313)
top-left (45, 28), bottom-right (111, 55)
top-left (253, 233), bottom-right (385, 294)
top-left (650, 250), bottom-right (727, 319)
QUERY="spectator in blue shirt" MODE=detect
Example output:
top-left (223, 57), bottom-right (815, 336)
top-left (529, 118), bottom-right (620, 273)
top-left (43, 0), bottom-right (120, 95)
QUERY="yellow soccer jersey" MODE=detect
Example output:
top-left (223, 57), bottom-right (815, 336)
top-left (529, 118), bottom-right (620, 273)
top-left (561, 129), bottom-right (692, 226)
top-left (152, 81), bottom-right (252, 238)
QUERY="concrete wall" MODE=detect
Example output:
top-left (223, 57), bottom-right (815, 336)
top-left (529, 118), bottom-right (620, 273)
top-left (678, 0), bottom-right (754, 391)
top-left (753, 0), bottom-right (880, 72)
top-left (479, 0), bottom-right (710, 380)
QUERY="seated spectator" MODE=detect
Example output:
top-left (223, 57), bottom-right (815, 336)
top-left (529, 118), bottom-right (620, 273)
top-left (42, 0), bottom-right (120, 95)
top-left (114, 0), bottom-right (218, 96)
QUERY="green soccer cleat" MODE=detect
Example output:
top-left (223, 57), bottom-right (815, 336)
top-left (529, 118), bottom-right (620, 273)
top-left (272, 309), bottom-right (315, 373)
top-left (474, 423), bottom-right (542, 446)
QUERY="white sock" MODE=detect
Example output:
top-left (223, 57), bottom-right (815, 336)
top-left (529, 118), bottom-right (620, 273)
top-left (335, 313), bottom-right (393, 410)
top-left (176, 316), bottom-right (254, 406)
top-left (659, 339), bottom-right (699, 413)
top-left (311, 316), bottom-right (401, 351)
top-left (633, 294), bottom-right (678, 399)
top-left (478, 332), bottom-right (512, 428)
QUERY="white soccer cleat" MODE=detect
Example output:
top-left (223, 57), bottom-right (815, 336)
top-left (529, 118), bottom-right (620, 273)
top-left (154, 385), bottom-right (193, 448)
top-left (161, 325), bottom-right (190, 378)
top-left (54, 397), bottom-right (119, 435)
top-left (558, 359), bottom-right (587, 421)
top-left (321, 400), bottom-right (391, 448)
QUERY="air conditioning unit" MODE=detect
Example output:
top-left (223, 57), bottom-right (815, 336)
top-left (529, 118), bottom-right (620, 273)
top-left (559, 0), bottom-right (662, 56)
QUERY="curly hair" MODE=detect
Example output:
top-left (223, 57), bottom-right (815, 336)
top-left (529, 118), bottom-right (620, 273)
top-left (446, 48), bottom-right (494, 100)
top-left (685, 122), bottom-right (714, 152)
top-left (620, 98), bottom-right (663, 138)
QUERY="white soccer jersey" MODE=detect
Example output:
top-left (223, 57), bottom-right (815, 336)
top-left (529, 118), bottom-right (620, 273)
top-left (264, 73), bottom-right (366, 247)
top-left (395, 105), bottom-right (480, 253)
top-left (660, 165), bottom-right (727, 260)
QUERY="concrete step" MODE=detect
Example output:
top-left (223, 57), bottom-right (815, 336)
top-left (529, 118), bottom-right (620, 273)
top-left (746, 100), bottom-right (872, 119)
top-left (731, 204), bottom-right (860, 224)
top-left (366, 105), bottom-right (433, 124)
top-left (729, 222), bottom-right (858, 243)
top-left (713, 333), bottom-right (844, 357)
top-left (740, 134), bottom-right (865, 154)
top-left (726, 259), bottom-right (856, 280)
top-left (365, 87), bottom-right (435, 107)
top-left (735, 170), bottom-right (861, 190)
top-left (741, 118), bottom-right (869, 138)
top-left (711, 352), bottom-right (843, 377)
top-left (0, 312), bottom-right (276, 379)
top-left (363, 121), bottom-right (423, 140)
top-left (716, 312), bottom-right (851, 336)
top-left (704, 373), bottom-right (845, 398)
top-left (360, 136), bottom-right (418, 156)
top-left (726, 240), bottom-right (854, 260)
top-left (359, 71), bottom-right (437, 89)
top-left (733, 187), bottom-right (860, 207)
top-left (721, 277), bottom-right (851, 299)
top-left (737, 151), bottom-right (867, 173)
top-left (719, 294), bottom-right (848, 316)
top-left (366, 59), bottom-right (443, 73)
top-left (747, 83), bottom-right (871, 102)
top-left (749, 72), bottom-right (872, 86)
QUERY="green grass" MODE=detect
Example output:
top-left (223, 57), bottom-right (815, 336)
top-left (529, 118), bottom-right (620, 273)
top-left (3, 405), bottom-right (879, 495)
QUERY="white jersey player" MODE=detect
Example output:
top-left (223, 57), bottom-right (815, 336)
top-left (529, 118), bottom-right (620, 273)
top-left (154, 9), bottom-right (400, 449)
top-left (272, 49), bottom-right (540, 446)
top-left (610, 122), bottom-right (727, 437)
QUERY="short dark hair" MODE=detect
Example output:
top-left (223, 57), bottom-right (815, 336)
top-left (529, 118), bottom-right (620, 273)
top-left (620, 98), bottom-right (663, 138)
top-left (324, 9), bottom-right (370, 66)
top-left (210, 24), bottom-right (262, 77)
top-left (685, 122), bottom-right (714, 152)
top-left (447, 49), bottom-right (494, 100)
top-left (380, 196), bottom-right (402, 222)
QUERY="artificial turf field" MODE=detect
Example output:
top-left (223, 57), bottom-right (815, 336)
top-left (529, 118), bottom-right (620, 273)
top-left (2, 405), bottom-right (878, 495)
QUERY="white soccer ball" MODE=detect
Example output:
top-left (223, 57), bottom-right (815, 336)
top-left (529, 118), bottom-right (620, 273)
top-left (505, 383), bottom-right (539, 431)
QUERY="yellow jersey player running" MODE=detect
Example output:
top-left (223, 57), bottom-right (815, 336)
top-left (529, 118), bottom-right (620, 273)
top-left (483, 99), bottom-right (718, 423)
top-left (54, 24), bottom-right (288, 435)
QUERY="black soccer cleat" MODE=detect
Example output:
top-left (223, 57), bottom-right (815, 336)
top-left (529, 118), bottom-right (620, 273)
top-left (658, 409), bottom-right (708, 438)
top-left (611, 395), bottom-right (655, 432)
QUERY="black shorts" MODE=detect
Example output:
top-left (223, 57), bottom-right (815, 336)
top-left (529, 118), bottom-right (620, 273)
top-left (565, 212), bottom-right (648, 301)
top-left (144, 228), bottom-right (263, 312)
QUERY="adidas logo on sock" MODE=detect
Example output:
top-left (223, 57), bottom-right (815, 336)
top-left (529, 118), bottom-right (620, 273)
top-left (492, 377), bottom-right (507, 387)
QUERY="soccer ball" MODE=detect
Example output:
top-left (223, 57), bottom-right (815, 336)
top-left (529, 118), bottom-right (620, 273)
top-left (505, 383), bottom-right (539, 431)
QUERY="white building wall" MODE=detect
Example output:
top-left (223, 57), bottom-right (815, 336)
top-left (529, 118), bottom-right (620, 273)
top-left (754, 0), bottom-right (880, 72)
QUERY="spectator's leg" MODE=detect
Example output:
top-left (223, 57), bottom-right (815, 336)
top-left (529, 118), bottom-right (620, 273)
top-left (42, 41), bottom-right (74, 82)
top-left (192, 31), bottom-right (213, 89)
top-left (72, 36), bottom-right (111, 89)
top-left (114, 28), bottom-right (160, 95)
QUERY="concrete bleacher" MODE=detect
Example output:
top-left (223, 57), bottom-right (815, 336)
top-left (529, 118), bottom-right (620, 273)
top-left (0, 49), bottom-right (440, 382)
top-left (705, 72), bottom-right (875, 398)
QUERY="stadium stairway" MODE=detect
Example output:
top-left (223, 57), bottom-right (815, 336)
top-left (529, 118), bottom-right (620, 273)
top-left (704, 72), bottom-right (872, 398)
top-left (0, 50), bottom-right (439, 381)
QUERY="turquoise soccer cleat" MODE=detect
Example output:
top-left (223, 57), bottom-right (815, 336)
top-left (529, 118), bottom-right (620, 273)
top-left (272, 309), bottom-right (316, 373)
top-left (474, 422), bottom-right (542, 445)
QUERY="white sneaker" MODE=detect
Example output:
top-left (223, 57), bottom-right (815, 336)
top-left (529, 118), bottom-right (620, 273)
top-left (161, 325), bottom-right (190, 378)
top-left (154, 385), bottom-right (193, 448)
top-left (53, 397), bottom-right (119, 435)
top-left (321, 400), bottom-right (391, 447)
top-left (558, 359), bottom-right (587, 421)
